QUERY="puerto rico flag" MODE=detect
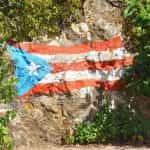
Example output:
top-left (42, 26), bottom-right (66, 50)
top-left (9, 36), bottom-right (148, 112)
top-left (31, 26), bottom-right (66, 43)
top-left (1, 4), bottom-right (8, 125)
top-left (7, 37), bottom-right (133, 97)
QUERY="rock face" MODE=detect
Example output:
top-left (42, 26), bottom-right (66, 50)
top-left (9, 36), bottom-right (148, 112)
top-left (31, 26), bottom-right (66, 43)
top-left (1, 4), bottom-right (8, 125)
top-left (9, 0), bottom-right (125, 148)
top-left (10, 91), bottom-right (102, 148)
top-left (84, 0), bottom-right (123, 40)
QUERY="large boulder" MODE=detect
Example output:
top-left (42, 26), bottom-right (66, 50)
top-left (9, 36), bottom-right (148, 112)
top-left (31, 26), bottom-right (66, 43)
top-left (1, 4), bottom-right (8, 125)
top-left (9, 0), bottom-right (125, 148)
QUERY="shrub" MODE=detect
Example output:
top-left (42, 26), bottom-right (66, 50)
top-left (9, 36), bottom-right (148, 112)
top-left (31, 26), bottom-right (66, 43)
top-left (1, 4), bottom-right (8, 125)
top-left (0, 0), bottom-right (83, 41)
top-left (66, 96), bottom-right (150, 144)
top-left (0, 111), bottom-right (16, 150)
top-left (0, 42), bottom-right (16, 150)
top-left (122, 0), bottom-right (150, 96)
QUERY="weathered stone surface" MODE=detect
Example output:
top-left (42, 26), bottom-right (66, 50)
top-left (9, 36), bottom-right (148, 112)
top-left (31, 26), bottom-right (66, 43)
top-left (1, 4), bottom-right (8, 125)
top-left (9, 0), bottom-right (125, 148)
top-left (10, 90), bottom-right (102, 148)
top-left (84, 0), bottom-right (123, 40)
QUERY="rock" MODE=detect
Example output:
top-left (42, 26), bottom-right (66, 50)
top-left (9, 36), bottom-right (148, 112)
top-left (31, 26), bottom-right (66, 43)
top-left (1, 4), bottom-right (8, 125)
top-left (9, 0), bottom-right (126, 148)
top-left (96, 17), bottom-right (122, 38)
top-left (71, 23), bottom-right (81, 35)
top-left (80, 22), bottom-right (89, 33)
top-left (71, 22), bottom-right (92, 41)
top-left (10, 97), bottom-right (63, 147)
top-left (10, 91), bottom-right (101, 147)
top-left (102, 91), bottom-right (128, 110)
top-left (84, 0), bottom-right (123, 40)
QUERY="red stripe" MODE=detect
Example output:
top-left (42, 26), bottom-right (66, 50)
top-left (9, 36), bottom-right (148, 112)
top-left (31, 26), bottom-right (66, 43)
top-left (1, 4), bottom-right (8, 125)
top-left (52, 57), bottom-right (133, 73)
top-left (15, 37), bottom-right (122, 55)
top-left (22, 79), bottom-right (124, 97)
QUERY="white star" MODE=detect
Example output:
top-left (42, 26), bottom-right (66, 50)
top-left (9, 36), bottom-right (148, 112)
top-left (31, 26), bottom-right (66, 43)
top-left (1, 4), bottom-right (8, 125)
top-left (26, 62), bottom-right (40, 76)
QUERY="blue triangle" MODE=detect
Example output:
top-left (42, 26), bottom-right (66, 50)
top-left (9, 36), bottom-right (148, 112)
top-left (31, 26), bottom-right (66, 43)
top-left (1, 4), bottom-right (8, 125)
top-left (7, 45), bottom-right (51, 96)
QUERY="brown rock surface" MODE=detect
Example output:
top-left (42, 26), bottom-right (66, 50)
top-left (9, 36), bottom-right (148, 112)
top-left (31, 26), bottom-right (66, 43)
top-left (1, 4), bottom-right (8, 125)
top-left (9, 0), bottom-right (126, 148)
top-left (10, 91), bottom-right (101, 147)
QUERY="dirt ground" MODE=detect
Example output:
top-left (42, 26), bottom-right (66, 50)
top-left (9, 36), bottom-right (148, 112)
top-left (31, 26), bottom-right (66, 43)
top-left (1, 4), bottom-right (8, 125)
top-left (15, 144), bottom-right (150, 150)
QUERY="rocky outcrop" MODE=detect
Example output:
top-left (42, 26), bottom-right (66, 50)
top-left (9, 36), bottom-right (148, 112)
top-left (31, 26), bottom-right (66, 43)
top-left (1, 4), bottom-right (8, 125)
top-left (9, 0), bottom-right (125, 148)
top-left (10, 91), bottom-right (102, 148)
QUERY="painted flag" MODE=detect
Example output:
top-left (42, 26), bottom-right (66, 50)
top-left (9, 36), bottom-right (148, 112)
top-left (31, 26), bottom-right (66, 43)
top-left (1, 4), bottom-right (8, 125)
top-left (7, 37), bottom-right (133, 97)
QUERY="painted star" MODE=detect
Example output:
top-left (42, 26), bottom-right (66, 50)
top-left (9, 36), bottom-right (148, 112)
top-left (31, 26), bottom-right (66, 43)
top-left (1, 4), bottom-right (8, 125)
top-left (26, 62), bottom-right (40, 76)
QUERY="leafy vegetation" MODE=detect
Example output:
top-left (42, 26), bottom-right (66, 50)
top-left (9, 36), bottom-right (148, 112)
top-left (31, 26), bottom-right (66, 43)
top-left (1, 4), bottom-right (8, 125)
top-left (122, 0), bottom-right (150, 96)
top-left (0, 41), bottom-right (16, 150)
top-left (0, 43), bottom-right (16, 103)
top-left (0, 0), bottom-right (83, 41)
top-left (0, 111), bottom-right (16, 150)
top-left (66, 95), bottom-right (150, 144)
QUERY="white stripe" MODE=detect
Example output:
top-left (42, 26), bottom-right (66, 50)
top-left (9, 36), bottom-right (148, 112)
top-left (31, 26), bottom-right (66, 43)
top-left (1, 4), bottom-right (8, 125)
top-left (39, 68), bottom-right (124, 83)
top-left (32, 48), bottom-right (130, 63)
